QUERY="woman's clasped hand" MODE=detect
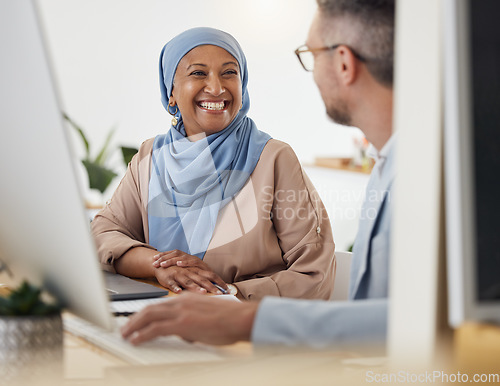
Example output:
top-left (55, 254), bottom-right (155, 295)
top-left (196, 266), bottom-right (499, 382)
top-left (152, 250), bottom-right (229, 295)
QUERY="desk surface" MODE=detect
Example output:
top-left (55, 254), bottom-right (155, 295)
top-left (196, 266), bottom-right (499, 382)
top-left (58, 281), bottom-right (349, 385)
top-left (3, 278), bottom-right (476, 385)
top-left (62, 330), bottom-right (374, 386)
top-left (1, 296), bottom-right (470, 386)
top-left (4, 324), bottom-right (480, 386)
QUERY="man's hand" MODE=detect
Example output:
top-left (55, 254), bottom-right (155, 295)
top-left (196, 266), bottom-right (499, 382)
top-left (120, 293), bottom-right (259, 345)
top-left (152, 250), bottom-right (228, 295)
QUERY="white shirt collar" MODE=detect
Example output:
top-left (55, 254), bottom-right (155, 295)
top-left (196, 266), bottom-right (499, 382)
top-left (366, 134), bottom-right (396, 175)
top-left (366, 134), bottom-right (395, 161)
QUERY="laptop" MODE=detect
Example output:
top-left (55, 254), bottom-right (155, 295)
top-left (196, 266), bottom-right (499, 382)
top-left (104, 271), bottom-right (168, 301)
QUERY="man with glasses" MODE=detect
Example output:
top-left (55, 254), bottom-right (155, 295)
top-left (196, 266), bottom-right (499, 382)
top-left (122, 0), bottom-right (395, 350)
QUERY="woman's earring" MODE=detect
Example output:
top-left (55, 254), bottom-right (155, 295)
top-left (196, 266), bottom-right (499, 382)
top-left (169, 105), bottom-right (179, 126)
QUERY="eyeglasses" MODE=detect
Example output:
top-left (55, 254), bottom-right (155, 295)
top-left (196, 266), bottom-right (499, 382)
top-left (294, 44), bottom-right (367, 72)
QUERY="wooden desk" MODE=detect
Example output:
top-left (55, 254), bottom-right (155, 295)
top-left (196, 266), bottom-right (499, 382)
top-left (59, 286), bottom-right (378, 386)
top-left (9, 319), bottom-right (497, 386)
top-left (0, 277), bottom-right (393, 385)
top-left (455, 322), bottom-right (500, 373)
top-left (64, 331), bottom-right (126, 379)
top-left (61, 331), bottom-right (374, 386)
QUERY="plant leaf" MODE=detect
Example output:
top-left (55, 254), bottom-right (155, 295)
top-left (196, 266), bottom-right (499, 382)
top-left (120, 146), bottom-right (139, 166)
top-left (94, 127), bottom-right (116, 165)
top-left (82, 160), bottom-right (118, 194)
top-left (0, 280), bottom-right (60, 316)
top-left (63, 113), bottom-right (90, 159)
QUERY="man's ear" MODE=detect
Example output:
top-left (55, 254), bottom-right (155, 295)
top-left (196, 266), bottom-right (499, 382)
top-left (336, 45), bottom-right (358, 85)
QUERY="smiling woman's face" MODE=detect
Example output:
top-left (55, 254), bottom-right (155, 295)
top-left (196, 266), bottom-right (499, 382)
top-left (170, 45), bottom-right (242, 137)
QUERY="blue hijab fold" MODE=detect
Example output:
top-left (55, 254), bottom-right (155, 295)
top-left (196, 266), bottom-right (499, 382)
top-left (148, 27), bottom-right (271, 258)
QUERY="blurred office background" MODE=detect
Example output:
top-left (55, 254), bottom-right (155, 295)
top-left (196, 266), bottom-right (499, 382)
top-left (38, 0), bottom-right (362, 163)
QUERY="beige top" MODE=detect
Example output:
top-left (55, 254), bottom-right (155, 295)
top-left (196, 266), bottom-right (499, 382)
top-left (91, 138), bottom-right (335, 300)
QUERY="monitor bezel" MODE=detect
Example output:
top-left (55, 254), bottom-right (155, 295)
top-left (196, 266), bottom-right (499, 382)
top-left (0, 0), bottom-right (113, 330)
top-left (444, 0), bottom-right (500, 327)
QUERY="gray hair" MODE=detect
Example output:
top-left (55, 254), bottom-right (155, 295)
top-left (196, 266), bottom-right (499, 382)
top-left (316, 0), bottom-right (395, 86)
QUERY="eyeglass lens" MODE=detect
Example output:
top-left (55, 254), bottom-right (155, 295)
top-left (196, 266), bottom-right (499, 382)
top-left (299, 50), bottom-right (314, 71)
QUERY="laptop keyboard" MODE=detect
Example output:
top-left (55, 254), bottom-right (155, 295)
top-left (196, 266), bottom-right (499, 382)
top-left (64, 316), bottom-right (226, 365)
top-left (109, 297), bottom-right (171, 315)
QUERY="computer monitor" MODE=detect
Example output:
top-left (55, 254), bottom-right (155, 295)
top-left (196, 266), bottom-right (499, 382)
top-left (0, 0), bottom-right (113, 330)
top-left (444, 0), bottom-right (500, 327)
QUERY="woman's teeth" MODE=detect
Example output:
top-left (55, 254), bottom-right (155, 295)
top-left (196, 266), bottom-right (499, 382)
top-left (199, 101), bottom-right (225, 110)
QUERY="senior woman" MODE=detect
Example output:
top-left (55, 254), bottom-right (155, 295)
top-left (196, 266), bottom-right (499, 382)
top-left (91, 27), bottom-right (335, 300)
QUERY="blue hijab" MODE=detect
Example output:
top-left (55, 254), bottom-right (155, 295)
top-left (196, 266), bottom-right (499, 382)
top-left (148, 27), bottom-right (271, 258)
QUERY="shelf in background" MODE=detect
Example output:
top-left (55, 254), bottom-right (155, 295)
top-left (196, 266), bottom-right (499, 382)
top-left (314, 157), bottom-right (373, 174)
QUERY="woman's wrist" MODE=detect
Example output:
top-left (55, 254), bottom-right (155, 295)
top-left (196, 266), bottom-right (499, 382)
top-left (115, 247), bottom-right (158, 279)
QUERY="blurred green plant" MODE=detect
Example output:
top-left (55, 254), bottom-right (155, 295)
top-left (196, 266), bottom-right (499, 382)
top-left (0, 281), bottom-right (60, 316)
top-left (63, 113), bottom-right (138, 194)
top-left (121, 146), bottom-right (139, 165)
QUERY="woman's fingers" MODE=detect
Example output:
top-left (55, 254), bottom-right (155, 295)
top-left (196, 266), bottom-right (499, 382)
top-left (154, 264), bottom-right (185, 294)
top-left (161, 278), bottom-right (183, 294)
top-left (175, 266), bottom-right (228, 294)
top-left (152, 250), bottom-right (205, 269)
top-left (174, 273), bottom-right (209, 294)
top-left (153, 259), bottom-right (176, 268)
top-left (152, 251), bottom-right (229, 294)
top-left (155, 267), bottom-right (224, 295)
top-left (194, 268), bottom-right (228, 292)
top-left (166, 257), bottom-right (228, 291)
top-left (152, 252), bottom-right (229, 293)
top-left (152, 250), bottom-right (184, 268)
top-left (175, 269), bottom-right (228, 295)
top-left (158, 254), bottom-right (201, 268)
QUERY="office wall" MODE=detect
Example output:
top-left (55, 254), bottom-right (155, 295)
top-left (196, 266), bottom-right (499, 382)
top-left (37, 0), bottom-right (363, 200)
